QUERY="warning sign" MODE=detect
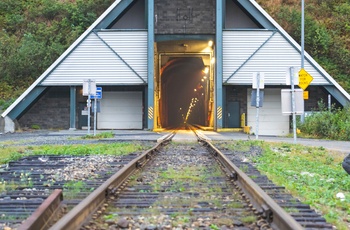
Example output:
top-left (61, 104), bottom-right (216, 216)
top-left (298, 68), bottom-right (313, 90)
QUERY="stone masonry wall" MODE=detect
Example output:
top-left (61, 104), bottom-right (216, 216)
top-left (18, 87), bottom-right (70, 129)
top-left (155, 0), bottom-right (215, 34)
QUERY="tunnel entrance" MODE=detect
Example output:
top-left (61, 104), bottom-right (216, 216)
top-left (156, 52), bottom-right (214, 129)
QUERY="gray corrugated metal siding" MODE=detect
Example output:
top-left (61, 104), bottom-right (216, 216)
top-left (41, 31), bottom-right (148, 85)
top-left (223, 30), bottom-right (330, 85)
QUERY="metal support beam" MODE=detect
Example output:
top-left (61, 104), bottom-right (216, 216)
top-left (7, 87), bottom-right (47, 120)
top-left (222, 86), bottom-right (227, 127)
top-left (147, 0), bottom-right (154, 130)
top-left (237, 0), bottom-right (275, 29)
top-left (69, 86), bottom-right (76, 130)
top-left (95, 0), bottom-right (134, 29)
top-left (324, 86), bottom-right (350, 107)
top-left (155, 34), bottom-right (215, 42)
top-left (216, 0), bottom-right (224, 129)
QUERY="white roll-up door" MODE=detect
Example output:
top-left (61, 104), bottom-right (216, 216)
top-left (97, 92), bottom-right (143, 129)
top-left (247, 88), bottom-right (289, 136)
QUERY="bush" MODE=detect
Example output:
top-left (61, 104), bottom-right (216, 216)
top-left (299, 101), bottom-right (350, 141)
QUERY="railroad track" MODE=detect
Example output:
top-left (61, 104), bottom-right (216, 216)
top-left (2, 129), bottom-right (332, 229)
top-left (49, 129), bottom-right (301, 229)
top-left (0, 149), bottom-right (148, 230)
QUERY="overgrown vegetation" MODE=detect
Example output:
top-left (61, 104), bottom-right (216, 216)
top-left (82, 131), bottom-right (115, 139)
top-left (0, 0), bottom-right (114, 109)
top-left (222, 140), bottom-right (350, 230)
top-left (63, 180), bottom-right (93, 199)
top-left (298, 101), bottom-right (350, 141)
top-left (0, 142), bottom-right (147, 164)
top-left (256, 0), bottom-right (350, 92)
top-left (1, 0), bottom-right (350, 110)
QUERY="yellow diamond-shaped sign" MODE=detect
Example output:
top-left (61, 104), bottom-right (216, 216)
top-left (298, 68), bottom-right (313, 90)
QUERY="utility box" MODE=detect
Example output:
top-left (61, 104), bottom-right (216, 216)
top-left (281, 89), bottom-right (304, 115)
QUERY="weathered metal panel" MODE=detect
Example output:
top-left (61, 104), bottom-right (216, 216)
top-left (247, 88), bottom-right (289, 136)
top-left (223, 31), bottom-right (330, 85)
top-left (41, 31), bottom-right (148, 85)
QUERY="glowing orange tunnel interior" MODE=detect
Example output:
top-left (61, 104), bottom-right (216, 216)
top-left (159, 57), bottom-right (210, 128)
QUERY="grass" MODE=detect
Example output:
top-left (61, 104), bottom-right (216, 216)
top-left (0, 180), bottom-right (19, 192)
top-left (81, 131), bottom-right (115, 139)
top-left (241, 215), bottom-right (257, 224)
top-left (0, 142), bottom-right (149, 164)
top-left (63, 181), bottom-right (93, 199)
top-left (1, 137), bottom-right (348, 228)
top-left (159, 166), bottom-right (206, 182)
top-left (222, 140), bottom-right (350, 230)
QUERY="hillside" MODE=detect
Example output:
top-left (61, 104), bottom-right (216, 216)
top-left (0, 0), bottom-right (349, 106)
top-left (256, 0), bottom-right (350, 92)
top-left (0, 0), bottom-right (114, 104)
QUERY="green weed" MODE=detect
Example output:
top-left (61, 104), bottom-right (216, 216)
top-left (63, 181), bottom-right (91, 199)
top-left (0, 142), bottom-right (148, 164)
top-left (82, 131), bottom-right (114, 139)
top-left (255, 141), bottom-right (350, 230)
top-left (241, 215), bottom-right (257, 224)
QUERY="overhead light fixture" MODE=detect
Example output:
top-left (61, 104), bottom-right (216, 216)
top-left (208, 40), bottom-right (213, 47)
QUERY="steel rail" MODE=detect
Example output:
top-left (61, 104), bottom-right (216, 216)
top-left (49, 132), bottom-right (174, 230)
top-left (198, 137), bottom-right (304, 230)
top-left (18, 189), bottom-right (63, 230)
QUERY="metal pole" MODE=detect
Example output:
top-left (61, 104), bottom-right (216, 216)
top-left (290, 67), bottom-right (297, 143)
top-left (328, 94), bottom-right (331, 111)
top-left (87, 79), bottom-right (91, 135)
top-left (87, 95), bottom-right (91, 135)
top-left (301, 0), bottom-right (305, 69)
top-left (93, 98), bottom-right (97, 136)
top-left (300, 0), bottom-right (305, 123)
top-left (256, 73), bottom-right (260, 140)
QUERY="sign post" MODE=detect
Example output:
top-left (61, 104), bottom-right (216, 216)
top-left (298, 68), bottom-right (313, 123)
top-left (252, 72), bottom-right (264, 140)
top-left (256, 74), bottom-right (260, 140)
top-left (91, 87), bottom-right (102, 136)
top-left (290, 67), bottom-right (297, 143)
top-left (93, 98), bottom-right (97, 136)
top-left (83, 80), bottom-right (96, 135)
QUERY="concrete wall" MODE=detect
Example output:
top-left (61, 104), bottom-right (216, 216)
top-left (18, 87), bottom-right (70, 129)
top-left (0, 113), bottom-right (4, 133)
top-left (155, 0), bottom-right (215, 34)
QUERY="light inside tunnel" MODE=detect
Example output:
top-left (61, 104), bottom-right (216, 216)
top-left (160, 57), bottom-right (209, 128)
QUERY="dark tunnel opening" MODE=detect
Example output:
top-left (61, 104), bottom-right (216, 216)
top-left (160, 57), bottom-right (209, 128)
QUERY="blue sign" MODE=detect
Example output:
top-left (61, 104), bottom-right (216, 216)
top-left (91, 87), bottom-right (102, 99)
